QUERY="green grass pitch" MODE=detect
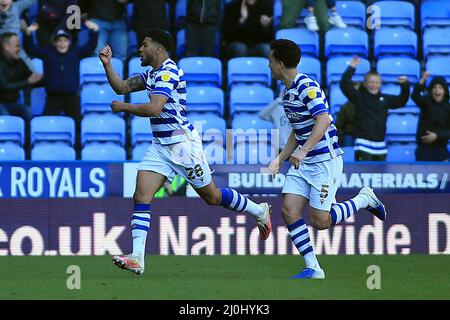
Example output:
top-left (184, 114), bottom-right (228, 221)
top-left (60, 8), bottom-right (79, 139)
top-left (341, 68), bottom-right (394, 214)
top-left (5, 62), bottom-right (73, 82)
top-left (0, 255), bottom-right (449, 300)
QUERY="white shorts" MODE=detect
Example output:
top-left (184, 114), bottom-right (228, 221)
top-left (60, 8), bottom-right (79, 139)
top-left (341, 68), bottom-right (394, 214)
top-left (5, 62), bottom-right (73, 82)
top-left (138, 133), bottom-right (212, 189)
top-left (281, 156), bottom-right (343, 211)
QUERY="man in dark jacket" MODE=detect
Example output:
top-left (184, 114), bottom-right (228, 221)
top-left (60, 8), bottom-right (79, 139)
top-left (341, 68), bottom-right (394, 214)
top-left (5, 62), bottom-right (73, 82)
top-left (222, 0), bottom-right (274, 59)
top-left (412, 72), bottom-right (450, 161)
top-left (340, 56), bottom-right (410, 161)
top-left (185, 0), bottom-right (221, 57)
top-left (0, 32), bottom-right (42, 122)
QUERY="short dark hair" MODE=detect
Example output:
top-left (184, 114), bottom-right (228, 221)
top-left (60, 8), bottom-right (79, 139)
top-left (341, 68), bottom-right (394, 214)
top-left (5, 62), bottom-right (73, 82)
top-left (0, 32), bottom-right (18, 46)
top-left (364, 70), bottom-right (381, 82)
top-left (270, 39), bottom-right (301, 68)
top-left (145, 29), bottom-right (174, 52)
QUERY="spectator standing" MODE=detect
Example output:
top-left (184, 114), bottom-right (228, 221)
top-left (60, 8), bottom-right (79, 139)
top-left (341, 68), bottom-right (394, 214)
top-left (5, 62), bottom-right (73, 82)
top-left (185, 0), bottom-right (221, 57)
top-left (279, 0), bottom-right (346, 33)
top-left (222, 0), bottom-right (274, 59)
top-left (0, 0), bottom-right (37, 71)
top-left (335, 100), bottom-right (355, 147)
top-left (340, 56), bottom-right (410, 161)
top-left (132, 0), bottom-right (167, 47)
top-left (82, 0), bottom-right (128, 61)
top-left (0, 32), bottom-right (41, 123)
top-left (412, 72), bottom-right (450, 161)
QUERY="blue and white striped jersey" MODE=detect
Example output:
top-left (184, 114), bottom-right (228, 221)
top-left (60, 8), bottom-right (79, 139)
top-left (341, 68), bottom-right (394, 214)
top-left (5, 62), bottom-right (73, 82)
top-left (283, 73), bottom-right (343, 163)
top-left (139, 58), bottom-right (195, 145)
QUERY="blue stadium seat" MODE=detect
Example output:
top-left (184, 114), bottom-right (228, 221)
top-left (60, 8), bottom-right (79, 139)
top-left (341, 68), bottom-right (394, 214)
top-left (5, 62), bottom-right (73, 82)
top-left (227, 57), bottom-right (271, 87)
top-left (131, 117), bottom-right (153, 146)
top-left (341, 146), bottom-right (355, 163)
top-left (386, 114), bottom-right (418, 142)
top-left (0, 116), bottom-right (24, 145)
top-left (335, 1), bottom-right (366, 29)
top-left (229, 85), bottom-right (274, 116)
top-left (274, 0), bottom-right (282, 27)
top-left (32, 58), bottom-right (43, 73)
top-left (421, 0), bottom-right (450, 30)
top-left (178, 57), bottom-right (222, 87)
top-left (299, 57), bottom-right (321, 83)
top-left (373, 1), bottom-right (415, 29)
top-left (177, 29), bottom-right (185, 58)
top-left (377, 57), bottom-right (420, 83)
top-left (80, 57), bottom-right (123, 84)
top-left (423, 27), bottom-right (450, 57)
top-left (81, 114), bottom-right (126, 146)
top-left (232, 113), bottom-right (275, 146)
top-left (233, 141), bottom-right (277, 165)
top-left (382, 83), bottom-right (420, 114)
top-left (329, 84), bottom-right (348, 115)
top-left (426, 56), bottom-right (450, 83)
top-left (325, 28), bottom-right (369, 58)
top-left (126, 2), bottom-right (133, 26)
top-left (203, 143), bottom-right (227, 165)
top-left (31, 142), bottom-right (76, 160)
top-left (130, 90), bottom-right (149, 104)
top-left (326, 56), bottom-right (370, 85)
top-left (128, 57), bottom-right (149, 77)
top-left (275, 28), bottom-right (319, 58)
top-left (128, 30), bottom-right (137, 56)
top-left (0, 142), bottom-right (25, 160)
top-left (81, 84), bottom-right (124, 114)
top-left (132, 142), bottom-right (151, 161)
top-left (82, 142), bottom-right (126, 161)
top-left (30, 116), bottom-right (75, 146)
top-left (374, 28), bottom-right (417, 58)
top-left (186, 86), bottom-right (224, 115)
top-left (175, 0), bottom-right (187, 29)
top-left (189, 112), bottom-right (227, 146)
top-left (387, 142), bottom-right (416, 162)
top-left (31, 88), bottom-right (46, 116)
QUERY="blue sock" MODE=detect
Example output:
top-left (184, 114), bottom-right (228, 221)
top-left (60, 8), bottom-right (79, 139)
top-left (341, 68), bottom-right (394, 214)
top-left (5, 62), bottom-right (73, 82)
top-left (131, 204), bottom-right (151, 257)
top-left (287, 218), bottom-right (319, 268)
top-left (219, 187), bottom-right (264, 219)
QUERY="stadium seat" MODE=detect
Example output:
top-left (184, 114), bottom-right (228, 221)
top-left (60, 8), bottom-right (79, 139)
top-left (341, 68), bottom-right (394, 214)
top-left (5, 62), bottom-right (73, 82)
top-left (131, 116), bottom-right (153, 146)
top-left (382, 83), bottom-right (420, 114)
top-left (0, 116), bottom-right (25, 145)
top-left (372, 1), bottom-right (415, 29)
top-left (176, 29), bottom-right (185, 58)
top-left (426, 56), bottom-right (450, 83)
top-left (386, 114), bottom-right (418, 142)
top-left (423, 27), bottom-right (450, 57)
top-left (229, 85), bottom-right (274, 116)
top-left (81, 84), bottom-right (124, 114)
top-left (128, 57), bottom-right (149, 77)
top-left (128, 30), bottom-right (137, 57)
top-left (186, 86), bottom-right (224, 115)
top-left (82, 142), bottom-right (126, 161)
top-left (175, 0), bottom-right (186, 30)
top-left (130, 90), bottom-right (149, 104)
top-left (203, 143), bottom-right (227, 165)
top-left (132, 142), bottom-right (151, 161)
top-left (81, 114), bottom-right (126, 146)
top-left (32, 58), bottom-right (43, 73)
top-left (80, 57), bottom-right (123, 84)
top-left (31, 142), bottom-right (76, 160)
top-left (377, 57), bottom-right (420, 83)
top-left (178, 57), bottom-right (222, 87)
top-left (341, 146), bottom-right (355, 163)
top-left (189, 112), bottom-right (226, 146)
top-left (326, 56), bottom-right (370, 85)
top-left (30, 116), bottom-right (75, 146)
top-left (329, 84), bottom-right (348, 115)
top-left (232, 113), bottom-right (275, 146)
top-left (31, 88), bottom-right (46, 116)
top-left (387, 143), bottom-right (416, 162)
top-left (0, 142), bottom-right (25, 160)
top-left (421, 0), bottom-right (450, 30)
top-left (335, 1), bottom-right (366, 29)
top-left (275, 28), bottom-right (319, 58)
top-left (227, 57), bottom-right (271, 87)
top-left (325, 28), bottom-right (369, 58)
top-left (374, 28), bottom-right (417, 58)
top-left (273, 0), bottom-right (282, 27)
top-left (233, 141), bottom-right (277, 165)
top-left (298, 57), bottom-right (321, 83)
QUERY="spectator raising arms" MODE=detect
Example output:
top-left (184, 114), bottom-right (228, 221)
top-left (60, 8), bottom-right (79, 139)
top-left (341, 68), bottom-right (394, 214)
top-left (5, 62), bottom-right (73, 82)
top-left (0, 32), bottom-right (42, 123)
top-left (340, 56), bottom-right (410, 161)
top-left (412, 72), bottom-right (450, 161)
top-left (222, 0), bottom-right (274, 59)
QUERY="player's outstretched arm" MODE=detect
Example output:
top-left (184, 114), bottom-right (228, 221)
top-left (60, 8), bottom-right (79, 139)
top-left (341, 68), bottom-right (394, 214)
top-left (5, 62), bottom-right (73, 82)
top-left (99, 45), bottom-right (145, 94)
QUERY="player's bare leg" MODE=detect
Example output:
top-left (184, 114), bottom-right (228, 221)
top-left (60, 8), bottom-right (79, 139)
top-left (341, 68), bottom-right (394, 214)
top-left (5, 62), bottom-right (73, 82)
top-left (112, 170), bottom-right (166, 275)
top-left (195, 179), bottom-right (272, 240)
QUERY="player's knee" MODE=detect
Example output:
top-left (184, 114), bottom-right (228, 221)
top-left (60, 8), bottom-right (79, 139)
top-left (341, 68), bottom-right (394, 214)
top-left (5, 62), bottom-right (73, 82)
top-left (202, 190), bottom-right (221, 206)
top-left (281, 205), bottom-right (298, 222)
top-left (310, 215), bottom-right (329, 230)
top-left (133, 190), bottom-right (153, 204)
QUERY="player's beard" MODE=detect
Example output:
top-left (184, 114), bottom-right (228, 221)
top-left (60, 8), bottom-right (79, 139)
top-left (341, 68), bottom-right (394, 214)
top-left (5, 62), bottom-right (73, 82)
top-left (140, 54), bottom-right (153, 67)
